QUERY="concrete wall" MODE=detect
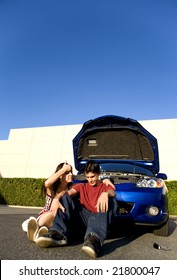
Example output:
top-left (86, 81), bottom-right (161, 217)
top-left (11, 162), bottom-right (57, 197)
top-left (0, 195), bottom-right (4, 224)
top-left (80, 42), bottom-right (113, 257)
top-left (0, 119), bottom-right (176, 180)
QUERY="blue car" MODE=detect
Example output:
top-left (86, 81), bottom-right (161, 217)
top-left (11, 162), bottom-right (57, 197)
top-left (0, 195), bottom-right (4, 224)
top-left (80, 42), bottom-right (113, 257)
top-left (72, 115), bottom-right (169, 236)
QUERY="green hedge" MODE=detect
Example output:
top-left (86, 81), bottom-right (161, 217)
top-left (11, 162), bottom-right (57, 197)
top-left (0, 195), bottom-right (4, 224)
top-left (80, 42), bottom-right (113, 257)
top-left (0, 178), bottom-right (177, 215)
top-left (166, 181), bottom-right (177, 215)
top-left (0, 178), bottom-right (46, 207)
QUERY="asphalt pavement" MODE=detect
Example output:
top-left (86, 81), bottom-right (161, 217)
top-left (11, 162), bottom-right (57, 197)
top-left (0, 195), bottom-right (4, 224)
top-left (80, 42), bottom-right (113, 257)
top-left (0, 205), bottom-right (177, 260)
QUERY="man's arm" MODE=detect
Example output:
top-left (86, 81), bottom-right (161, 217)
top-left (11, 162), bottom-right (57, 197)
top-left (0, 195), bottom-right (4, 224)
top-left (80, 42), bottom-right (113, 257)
top-left (54, 188), bottom-right (78, 213)
top-left (67, 188), bottom-right (78, 196)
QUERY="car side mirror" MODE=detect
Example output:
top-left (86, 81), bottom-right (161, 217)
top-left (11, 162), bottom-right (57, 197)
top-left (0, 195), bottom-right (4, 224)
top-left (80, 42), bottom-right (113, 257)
top-left (156, 173), bottom-right (167, 180)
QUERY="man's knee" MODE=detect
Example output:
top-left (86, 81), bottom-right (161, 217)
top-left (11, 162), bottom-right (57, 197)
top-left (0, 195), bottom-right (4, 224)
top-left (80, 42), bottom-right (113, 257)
top-left (61, 194), bottom-right (75, 210)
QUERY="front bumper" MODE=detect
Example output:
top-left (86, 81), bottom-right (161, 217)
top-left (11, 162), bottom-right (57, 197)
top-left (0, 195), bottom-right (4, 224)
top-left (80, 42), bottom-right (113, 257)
top-left (114, 184), bottom-right (168, 227)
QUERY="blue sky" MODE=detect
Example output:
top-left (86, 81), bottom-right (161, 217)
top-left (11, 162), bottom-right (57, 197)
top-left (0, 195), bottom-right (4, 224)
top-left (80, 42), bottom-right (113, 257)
top-left (0, 0), bottom-right (177, 140)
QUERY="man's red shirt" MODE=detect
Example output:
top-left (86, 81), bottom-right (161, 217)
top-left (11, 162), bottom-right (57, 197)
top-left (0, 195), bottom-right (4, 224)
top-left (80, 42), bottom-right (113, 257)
top-left (72, 181), bottom-right (114, 213)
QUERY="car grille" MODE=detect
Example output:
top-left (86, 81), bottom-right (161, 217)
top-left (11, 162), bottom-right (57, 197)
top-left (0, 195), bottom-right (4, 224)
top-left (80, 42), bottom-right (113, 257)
top-left (116, 201), bottom-right (134, 215)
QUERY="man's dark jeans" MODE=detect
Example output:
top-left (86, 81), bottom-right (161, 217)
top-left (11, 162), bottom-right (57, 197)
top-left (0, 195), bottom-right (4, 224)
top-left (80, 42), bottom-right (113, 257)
top-left (50, 194), bottom-right (117, 244)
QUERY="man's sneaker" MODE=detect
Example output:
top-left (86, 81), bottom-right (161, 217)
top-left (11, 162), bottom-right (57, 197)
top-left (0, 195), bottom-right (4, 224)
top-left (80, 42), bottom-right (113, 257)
top-left (33, 226), bottom-right (48, 243)
top-left (27, 217), bottom-right (39, 242)
top-left (82, 233), bottom-right (101, 258)
top-left (36, 230), bottom-right (67, 248)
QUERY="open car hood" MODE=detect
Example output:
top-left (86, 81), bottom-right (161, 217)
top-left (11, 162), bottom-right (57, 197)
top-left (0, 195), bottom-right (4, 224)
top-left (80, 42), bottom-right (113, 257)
top-left (73, 115), bottom-right (159, 175)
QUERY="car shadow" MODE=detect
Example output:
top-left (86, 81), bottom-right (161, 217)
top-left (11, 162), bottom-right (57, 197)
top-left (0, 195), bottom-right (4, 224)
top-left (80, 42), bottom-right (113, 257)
top-left (100, 222), bottom-right (143, 257)
top-left (101, 234), bottom-right (140, 257)
top-left (100, 216), bottom-right (177, 258)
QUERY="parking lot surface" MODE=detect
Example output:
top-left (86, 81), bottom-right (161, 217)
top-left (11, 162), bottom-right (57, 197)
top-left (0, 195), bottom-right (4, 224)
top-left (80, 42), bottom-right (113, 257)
top-left (0, 205), bottom-right (177, 260)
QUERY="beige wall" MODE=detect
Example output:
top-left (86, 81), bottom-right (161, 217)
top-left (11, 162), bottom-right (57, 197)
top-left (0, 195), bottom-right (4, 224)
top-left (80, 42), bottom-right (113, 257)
top-left (0, 119), bottom-right (176, 180)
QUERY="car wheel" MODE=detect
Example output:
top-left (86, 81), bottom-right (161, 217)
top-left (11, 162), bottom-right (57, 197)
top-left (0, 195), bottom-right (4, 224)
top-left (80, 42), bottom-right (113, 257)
top-left (153, 218), bottom-right (169, 237)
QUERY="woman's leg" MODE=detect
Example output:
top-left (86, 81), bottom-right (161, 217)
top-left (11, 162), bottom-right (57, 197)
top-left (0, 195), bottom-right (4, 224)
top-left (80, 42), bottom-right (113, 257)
top-left (37, 211), bottom-right (55, 228)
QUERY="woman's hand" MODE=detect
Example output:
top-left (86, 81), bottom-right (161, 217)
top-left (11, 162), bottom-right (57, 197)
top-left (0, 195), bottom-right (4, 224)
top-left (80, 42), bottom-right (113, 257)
top-left (61, 162), bottom-right (72, 173)
top-left (51, 191), bottom-right (67, 213)
top-left (50, 197), bottom-right (62, 215)
top-left (102, 178), bottom-right (115, 190)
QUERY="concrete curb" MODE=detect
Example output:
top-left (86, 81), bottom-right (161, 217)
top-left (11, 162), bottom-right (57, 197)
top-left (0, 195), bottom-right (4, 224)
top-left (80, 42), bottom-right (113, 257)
top-left (0, 204), bottom-right (43, 209)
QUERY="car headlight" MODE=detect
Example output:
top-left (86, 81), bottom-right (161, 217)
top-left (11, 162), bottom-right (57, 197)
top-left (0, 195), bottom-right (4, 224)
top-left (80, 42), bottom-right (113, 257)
top-left (147, 179), bottom-right (157, 188)
top-left (137, 178), bottom-right (164, 188)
